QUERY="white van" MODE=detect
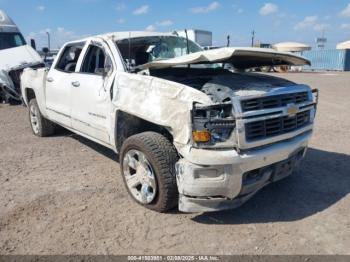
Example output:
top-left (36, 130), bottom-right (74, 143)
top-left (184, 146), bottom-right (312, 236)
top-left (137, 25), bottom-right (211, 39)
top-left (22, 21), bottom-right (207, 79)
top-left (0, 9), bottom-right (43, 103)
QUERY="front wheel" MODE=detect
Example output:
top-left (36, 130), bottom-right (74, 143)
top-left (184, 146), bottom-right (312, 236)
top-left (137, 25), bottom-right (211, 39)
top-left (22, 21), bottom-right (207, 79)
top-left (120, 132), bottom-right (179, 212)
top-left (28, 99), bottom-right (56, 137)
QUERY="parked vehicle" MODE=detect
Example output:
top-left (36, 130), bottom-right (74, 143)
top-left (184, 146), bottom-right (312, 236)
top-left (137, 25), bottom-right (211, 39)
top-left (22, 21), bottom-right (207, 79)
top-left (20, 32), bottom-right (318, 213)
top-left (176, 29), bottom-right (212, 47)
top-left (0, 9), bottom-right (43, 103)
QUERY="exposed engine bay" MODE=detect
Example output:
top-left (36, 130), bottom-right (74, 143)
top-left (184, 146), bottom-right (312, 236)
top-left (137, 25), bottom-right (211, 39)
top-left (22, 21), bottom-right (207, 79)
top-left (148, 68), bottom-right (296, 103)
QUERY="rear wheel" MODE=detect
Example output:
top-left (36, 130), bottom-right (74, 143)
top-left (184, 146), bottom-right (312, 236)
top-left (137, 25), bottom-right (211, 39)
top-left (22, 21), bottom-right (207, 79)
top-left (28, 99), bottom-right (56, 137)
top-left (120, 132), bottom-right (179, 212)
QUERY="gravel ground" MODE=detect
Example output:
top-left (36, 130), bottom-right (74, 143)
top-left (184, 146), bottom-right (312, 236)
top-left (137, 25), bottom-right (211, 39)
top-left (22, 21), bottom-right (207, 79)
top-left (0, 72), bottom-right (349, 255)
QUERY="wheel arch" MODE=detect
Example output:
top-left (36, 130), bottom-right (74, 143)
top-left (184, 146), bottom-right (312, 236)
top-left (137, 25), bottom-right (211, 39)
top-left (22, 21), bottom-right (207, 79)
top-left (115, 110), bottom-right (174, 153)
top-left (24, 88), bottom-right (36, 105)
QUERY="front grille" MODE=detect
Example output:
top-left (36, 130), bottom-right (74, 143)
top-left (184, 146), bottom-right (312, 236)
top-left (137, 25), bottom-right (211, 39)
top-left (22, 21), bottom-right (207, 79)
top-left (245, 110), bottom-right (311, 141)
top-left (241, 92), bottom-right (309, 112)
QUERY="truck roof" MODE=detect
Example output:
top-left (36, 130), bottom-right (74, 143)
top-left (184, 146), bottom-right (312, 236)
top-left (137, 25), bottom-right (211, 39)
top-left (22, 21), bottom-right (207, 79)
top-left (0, 10), bottom-right (19, 33)
top-left (65, 31), bottom-right (175, 45)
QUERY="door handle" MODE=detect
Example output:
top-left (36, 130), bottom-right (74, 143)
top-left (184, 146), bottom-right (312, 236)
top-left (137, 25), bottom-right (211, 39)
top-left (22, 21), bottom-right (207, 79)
top-left (47, 77), bottom-right (54, 82)
top-left (71, 81), bottom-right (80, 87)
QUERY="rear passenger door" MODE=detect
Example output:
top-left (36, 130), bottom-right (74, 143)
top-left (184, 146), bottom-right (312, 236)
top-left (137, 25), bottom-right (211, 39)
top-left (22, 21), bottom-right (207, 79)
top-left (46, 42), bottom-right (85, 127)
top-left (70, 40), bottom-right (116, 144)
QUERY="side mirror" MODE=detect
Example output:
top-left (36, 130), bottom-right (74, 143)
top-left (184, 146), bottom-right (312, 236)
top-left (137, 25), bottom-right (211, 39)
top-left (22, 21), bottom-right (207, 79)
top-left (30, 39), bottom-right (36, 50)
top-left (42, 47), bottom-right (49, 55)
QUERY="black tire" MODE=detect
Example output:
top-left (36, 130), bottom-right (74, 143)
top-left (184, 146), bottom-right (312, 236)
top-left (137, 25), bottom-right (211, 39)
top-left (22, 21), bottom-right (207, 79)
top-left (28, 98), bottom-right (56, 137)
top-left (120, 132), bottom-right (179, 212)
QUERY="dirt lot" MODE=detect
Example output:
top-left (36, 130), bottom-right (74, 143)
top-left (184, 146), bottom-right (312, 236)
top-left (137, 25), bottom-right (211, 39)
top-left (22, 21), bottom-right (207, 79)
top-left (0, 72), bottom-right (349, 255)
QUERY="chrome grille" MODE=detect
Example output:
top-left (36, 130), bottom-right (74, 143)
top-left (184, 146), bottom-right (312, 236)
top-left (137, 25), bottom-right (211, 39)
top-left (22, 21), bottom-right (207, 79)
top-left (245, 110), bottom-right (311, 141)
top-left (241, 92), bottom-right (309, 112)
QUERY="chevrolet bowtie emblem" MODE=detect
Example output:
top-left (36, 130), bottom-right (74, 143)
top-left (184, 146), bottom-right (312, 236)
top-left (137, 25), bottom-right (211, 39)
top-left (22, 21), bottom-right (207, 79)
top-left (287, 105), bottom-right (299, 116)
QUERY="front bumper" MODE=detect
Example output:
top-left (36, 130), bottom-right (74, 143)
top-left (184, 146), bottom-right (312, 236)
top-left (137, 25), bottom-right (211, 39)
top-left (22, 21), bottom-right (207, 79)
top-left (176, 131), bottom-right (312, 213)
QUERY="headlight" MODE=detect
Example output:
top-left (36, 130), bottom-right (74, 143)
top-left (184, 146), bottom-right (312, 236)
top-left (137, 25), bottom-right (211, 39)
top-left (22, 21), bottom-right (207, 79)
top-left (191, 103), bottom-right (236, 147)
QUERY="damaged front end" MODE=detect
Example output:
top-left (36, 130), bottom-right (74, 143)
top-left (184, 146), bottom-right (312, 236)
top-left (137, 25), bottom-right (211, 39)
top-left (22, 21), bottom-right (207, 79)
top-left (0, 63), bottom-right (44, 103)
top-left (191, 103), bottom-right (236, 148)
top-left (161, 70), bottom-right (316, 212)
top-left (115, 34), bottom-right (316, 212)
top-left (0, 45), bottom-right (44, 103)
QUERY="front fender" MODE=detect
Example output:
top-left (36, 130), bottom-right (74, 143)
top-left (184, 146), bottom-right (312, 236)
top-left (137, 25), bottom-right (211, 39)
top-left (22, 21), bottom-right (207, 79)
top-left (112, 72), bottom-right (212, 146)
top-left (20, 68), bottom-right (48, 116)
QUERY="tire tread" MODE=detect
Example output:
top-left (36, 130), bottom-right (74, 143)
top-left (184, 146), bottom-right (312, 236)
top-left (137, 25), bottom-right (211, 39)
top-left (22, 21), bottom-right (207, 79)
top-left (120, 132), bottom-right (179, 212)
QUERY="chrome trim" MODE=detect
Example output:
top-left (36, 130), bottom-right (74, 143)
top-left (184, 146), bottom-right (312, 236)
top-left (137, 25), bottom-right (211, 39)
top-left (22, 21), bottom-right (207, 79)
top-left (230, 84), bottom-right (315, 149)
top-left (239, 101), bottom-right (314, 120)
top-left (242, 105), bottom-right (314, 124)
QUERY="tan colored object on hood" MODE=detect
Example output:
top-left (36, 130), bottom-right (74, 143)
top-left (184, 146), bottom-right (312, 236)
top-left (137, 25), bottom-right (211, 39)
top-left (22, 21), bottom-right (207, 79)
top-left (136, 47), bottom-right (311, 70)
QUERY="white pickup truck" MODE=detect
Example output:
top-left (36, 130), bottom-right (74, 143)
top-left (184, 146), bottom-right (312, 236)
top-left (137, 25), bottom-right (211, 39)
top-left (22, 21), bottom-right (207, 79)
top-left (20, 31), bottom-right (318, 213)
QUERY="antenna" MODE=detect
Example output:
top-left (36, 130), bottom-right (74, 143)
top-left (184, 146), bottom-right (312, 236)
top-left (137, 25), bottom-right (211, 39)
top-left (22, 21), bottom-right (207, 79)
top-left (184, 29), bottom-right (190, 55)
top-left (184, 29), bottom-right (190, 68)
top-left (227, 35), bottom-right (230, 47)
top-left (128, 31), bottom-right (132, 70)
top-left (251, 30), bottom-right (255, 47)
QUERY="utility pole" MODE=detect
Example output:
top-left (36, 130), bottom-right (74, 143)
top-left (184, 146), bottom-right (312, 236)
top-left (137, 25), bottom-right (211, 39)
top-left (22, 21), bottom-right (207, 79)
top-left (251, 30), bottom-right (255, 47)
top-left (46, 31), bottom-right (51, 51)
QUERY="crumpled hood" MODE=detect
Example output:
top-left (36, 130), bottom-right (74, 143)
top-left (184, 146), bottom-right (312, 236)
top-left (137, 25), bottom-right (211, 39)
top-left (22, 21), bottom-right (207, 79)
top-left (201, 72), bottom-right (298, 102)
top-left (0, 45), bottom-right (42, 71)
top-left (137, 47), bottom-right (311, 70)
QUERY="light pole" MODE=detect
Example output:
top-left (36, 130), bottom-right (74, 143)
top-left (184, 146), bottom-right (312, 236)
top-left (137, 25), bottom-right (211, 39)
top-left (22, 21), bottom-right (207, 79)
top-left (46, 31), bottom-right (51, 51)
top-left (251, 30), bottom-right (255, 47)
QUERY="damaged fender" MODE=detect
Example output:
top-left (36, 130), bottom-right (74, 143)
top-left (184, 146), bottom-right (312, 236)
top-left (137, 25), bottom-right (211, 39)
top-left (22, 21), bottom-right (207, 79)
top-left (112, 72), bottom-right (213, 148)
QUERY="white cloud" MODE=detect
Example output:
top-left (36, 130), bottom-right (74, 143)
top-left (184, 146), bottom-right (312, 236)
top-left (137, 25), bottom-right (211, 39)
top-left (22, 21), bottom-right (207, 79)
top-left (133, 5), bottom-right (149, 15)
top-left (36, 5), bottom-right (45, 11)
top-left (144, 20), bottom-right (173, 32)
top-left (117, 18), bottom-right (125, 24)
top-left (156, 20), bottom-right (173, 26)
top-left (294, 16), bottom-right (330, 31)
top-left (115, 2), bottom-right (126, 11)
top-left (341, 23), bottom-right (350, 29)
top-left (145, 25), bottom-right (156, 32)
top-left (190, 1), bottom-right (220, 14)
top-left (259, 3), bottom-right (278, 16)
top-left (27, 27), bottom-right (87, 49)
top-left (340, 3), bottom-right (350, 17)
top-left (313, 23), bottom-right (330, 31)
top-left (232, 5), bottom-right (243, 14)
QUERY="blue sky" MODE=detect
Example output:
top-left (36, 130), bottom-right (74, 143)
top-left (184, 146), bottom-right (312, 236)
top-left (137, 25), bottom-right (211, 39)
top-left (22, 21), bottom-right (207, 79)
top-left (1, 0), bottom-right (350, 49)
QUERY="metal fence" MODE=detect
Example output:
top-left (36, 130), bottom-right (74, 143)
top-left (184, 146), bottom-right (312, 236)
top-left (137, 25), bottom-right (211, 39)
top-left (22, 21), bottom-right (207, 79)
top-left (297, 49), bottom-right (350, 71)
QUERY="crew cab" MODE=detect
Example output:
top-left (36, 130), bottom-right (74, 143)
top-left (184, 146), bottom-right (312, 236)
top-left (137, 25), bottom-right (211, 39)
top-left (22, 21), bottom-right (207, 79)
top-left (20, 32), bottom-right (318, 212)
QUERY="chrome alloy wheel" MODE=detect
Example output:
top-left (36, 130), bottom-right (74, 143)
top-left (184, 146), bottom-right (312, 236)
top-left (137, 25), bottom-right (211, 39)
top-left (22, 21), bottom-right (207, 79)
top-left (29, 103), bottom-right (39, 134)
top-left (123, 149), bottom-right (157, 204)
